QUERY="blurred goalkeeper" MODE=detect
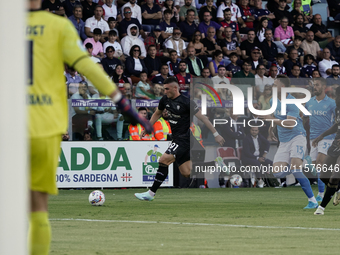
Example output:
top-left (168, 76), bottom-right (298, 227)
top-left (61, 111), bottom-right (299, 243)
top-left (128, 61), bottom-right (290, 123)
top-left (27, 1), bottom-right (152, 254)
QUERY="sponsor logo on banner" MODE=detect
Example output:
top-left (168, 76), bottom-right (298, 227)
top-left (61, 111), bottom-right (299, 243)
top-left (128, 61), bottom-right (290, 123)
top-left (142, 144), bottom-right (168, 184)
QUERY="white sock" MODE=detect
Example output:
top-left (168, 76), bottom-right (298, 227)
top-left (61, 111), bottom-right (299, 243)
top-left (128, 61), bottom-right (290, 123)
top-left (318, 205), bottom-right (325, 210)
top-left (148, 190), bottom-right (155, 197)
top-left (308, 197), bottom-right (317, 203)
top-left (318, 192), bottom-right (324, 198)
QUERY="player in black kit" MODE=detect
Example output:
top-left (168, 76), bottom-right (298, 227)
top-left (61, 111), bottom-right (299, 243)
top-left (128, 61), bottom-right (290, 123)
top-left (314, 86), bottom-right (340, 215)
top-left (134, 77), bottom-right (225, 201)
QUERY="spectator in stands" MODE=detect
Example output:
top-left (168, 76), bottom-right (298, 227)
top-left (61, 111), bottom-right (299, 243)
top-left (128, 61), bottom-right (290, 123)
top-left (220, 8), bottom-right (242, 43)
top-left (136, 71), bottom-right (153, 99)
top-left (215, 108), bottom-right (244, 150)
top-left (199, 0), bottom-right (217, 22)
top-left (141, 0), bottom-right (162, 32)
top-left (101, 46), bottom-right (122, 76)
top-left (121, 0), bottom-right (142, 24)
top-left (240, 29), bottom-right (262, 60)
top-left (255, 64), bottom-right (271, 95)
top-left (125, 45), bottom-right (148, 83)
top-left (226, 52), bottom-right (241, 77)
top-left (284, 48), bottom-right (303, 76)
top-left (285, 36), bottom-right (304, 66)
top-left (160, 9), bottom-right (177, 39)
top-left (310, 14), bottom-right (334, 49)
top-left (83, 28), bottom-right (105, 59)
top-left (302, 54), bottom-right (317, 78)
top-left (175, 61), bottom-right (192, 96)
top-left (221, 27), bottom-right (241, 60)
top-left (62, 131), bottom-right (70, 141)
top-left (144, 26), bottom-right (167, 57)
top-left (92, 91), bottom-right (124, 141)
top-left (64, 0), bottom-right (81, 17)
top-left (289, 64), bottom-right (307, 86)
top-left (291, 0), bottom-right (313, 24)
top-left (185, 46), bottom-right (205, 77)
top-left (274, 17), bottom-right (294, 53)
top-left (238, 0), bottom-right (256, 34)
top-left (258, 84), bottom-right (273, 110)
top-left (85, 5), bottom-right (110, 42)
top-left (107, 17), bottom-right (120, 39)
top-left (327, 0), bottom-right (340, 21)
top-left (42, 0), bottom-right (65, 15)
top-left (120, 7), bottom-right (145, 38)
top-left (253, 0), bottom-right (275, 29)
top-left (65, 66), bottom-right (83, 84)
top-left (179, 0), bottom-right (198, 22)
top-left (274, 53), bottom-right (286, 74)
top-left (202, 27), bottom-right (222, 57)
top-left (122, 82), bottom-right (132, 100)
top-left (70, 82), bottom-right (94, 140)
top-left (144, 45), bottom-right (162, 78)
top-left (318, 48), bottom-right (339, 78)
top-left (153, 83), bottom-right (164, 99)
top-left (82, 0), bottom-right (97, 21)
top-left (197, 67), bottom-right (214, 86)
top-left (256, 17), bottom-right (269, 43)
top-left (209, 50), bottom-right (225, 77)
top-left (212, 65), bottom-right (230, 85)
top-left (273, 0), bottom-right (293, 27)
top-left (167, 49), bottom-right (181, 75)
top-left (154, 110), bottom-right (172, 141)
top-left (152, 64), bottom-right (170, 84)
top-left (112, 64), bottom-right (130, 92)
top-left (326, 64), bottom-right (340, 86)
top-left (261, 29), bottom-right (278, 65)
top-left (293, 14), bottom-right (308, 40)
top-left (232, 60), bottom-right (255, 86)
top-left (178, 9), bottom-right (197, 42)
top-left (85, 42), bottom-right (100, 63)
top-left (69, 5), bottom-right (87, 41)
top-left (175, 0), bottom-right (197, 8)
top-left (327, 35), bottom-right (340, 63)
top-left (247, 47), bottom-right (266, 74)
top-left (164, 27), bottom-right (187, 59)
top-left (217, 0), bottom-right (241, 23)
top-left (268, 65), bottom-right (278, 82)
top-left (267, 0), bottom-right (291, 13)
top-left (301, 31), bottom-right (322, 60)
top-left (198, 11), bottom-right (224, 38)
top-left (162, 0), bottom-right (179, 23)
top-left (188, 31), bottom-right (209, 67)
top-left (121, 24), bottom-right (147, 58)
top-left (103, 30), bottom-right (124, 60)
top-left (102, 0), bottom-right (121, 22)
top-left (241, 126), bottom-right (272, 187)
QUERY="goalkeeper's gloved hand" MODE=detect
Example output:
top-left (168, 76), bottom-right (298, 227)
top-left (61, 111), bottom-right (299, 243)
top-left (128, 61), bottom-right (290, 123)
top-left (115, 95), bottom-right (153, 134)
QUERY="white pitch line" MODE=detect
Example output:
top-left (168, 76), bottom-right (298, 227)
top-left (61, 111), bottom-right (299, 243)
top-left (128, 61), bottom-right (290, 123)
top-left (50, 218), bottom-right (340, 231)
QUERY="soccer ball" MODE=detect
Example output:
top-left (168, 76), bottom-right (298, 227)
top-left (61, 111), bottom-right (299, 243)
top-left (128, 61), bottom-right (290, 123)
top-left (230, 174), bottom-right (242, 187)
top-left (89, 190), bottom-right (105, 206)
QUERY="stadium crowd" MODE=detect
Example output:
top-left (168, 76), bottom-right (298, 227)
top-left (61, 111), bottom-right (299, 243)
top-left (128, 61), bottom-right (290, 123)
top-left (45, 0), bottom-right (340, 142)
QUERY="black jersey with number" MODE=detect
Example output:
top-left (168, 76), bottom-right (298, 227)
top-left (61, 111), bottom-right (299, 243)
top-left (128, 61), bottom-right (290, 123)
top-left (328, 107), bottom-right (340, 158)
top-left (158, 94), bottom-right (199, 139)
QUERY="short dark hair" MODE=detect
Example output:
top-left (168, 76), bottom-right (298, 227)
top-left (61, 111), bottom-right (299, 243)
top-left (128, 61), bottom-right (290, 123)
top-left (304, 54), bottom-right (314, 63)
top-left (93, 28), bottom-right (102, 35)
top-left (108, 17), bottom-right (116, 22)
top-left (243, 60), bottom-right (252, 66)
top-left (217, 64), bottom-right (226, 70)
top-left (169, 49), bottom-right (177, 55)
top-left (223, 8), bottom-right (231, 13)
top-left (106, 46), bottom-right (115, 53)
top-left (140, 71), bottom-right (147, 77)
top-left (138, 107), bottom-right (147, 112)
top-left (148, 44), bottom-right (156, 50)
top-left (179, 60), bottom-right (187, 65)
top-left (314, 77), bottom-right (327, 86)
top-left (186, 9), bottom-right (195, 15)
top-left (256, 64), bottom-right (265, 70)
top-left (73, 5), bottom-right (82, 11)
top-left (277, 53), bottom-right (285, 59)
top-left (332, 64), bottom-right (340, 69)
top-left (109, 30), bottom-right (117, 36)
top-left (292, 64), bottom-right (301, 70)
top-left (164, 9), bottom-right (172, 15)
top-left (164, 76), bottom-right (179, 85)
top-left (276, 74), bottom-right (291, 87)
top-left (294, 36), bottom-right (302, 41)
top-left (247, 29), bottom-right (255, 34)
top-left (229, 52), bottom-right (238, 58)
top-left (85, 43), bottom-right (93, 49)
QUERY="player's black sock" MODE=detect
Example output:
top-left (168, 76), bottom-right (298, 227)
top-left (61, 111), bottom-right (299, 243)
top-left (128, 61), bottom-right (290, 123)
top-left (150, 163), bottom-right (169, 193)
top-left (320, 183), bottom-right (337, 208)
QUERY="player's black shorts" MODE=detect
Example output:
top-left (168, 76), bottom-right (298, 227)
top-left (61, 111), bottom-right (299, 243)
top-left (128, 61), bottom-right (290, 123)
top-left (165, 138), bottom-right (190, 166)
top-left (327, 143), bottom-right (340, 158)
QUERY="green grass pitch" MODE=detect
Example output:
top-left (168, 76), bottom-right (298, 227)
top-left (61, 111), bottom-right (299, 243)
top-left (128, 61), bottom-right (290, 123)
top-left (49, 187), bottom-right (340, 255)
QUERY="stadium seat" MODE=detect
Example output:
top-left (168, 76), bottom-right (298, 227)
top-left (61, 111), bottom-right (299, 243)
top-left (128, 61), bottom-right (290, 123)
top-left (327, 6), bottom-right (340, 37)
top-left (217, 147), bottom-right (238, 159)
top-left (237, 147), bottom-right (243, 160)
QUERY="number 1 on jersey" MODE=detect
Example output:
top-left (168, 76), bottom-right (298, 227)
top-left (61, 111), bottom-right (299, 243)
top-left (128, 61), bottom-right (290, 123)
top-left (28, 40), bottom-right (33, 85)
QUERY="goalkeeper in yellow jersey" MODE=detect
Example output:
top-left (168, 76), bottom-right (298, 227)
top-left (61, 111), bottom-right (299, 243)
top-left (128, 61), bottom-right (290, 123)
top-left (27, 1), bottom-right (152, 254)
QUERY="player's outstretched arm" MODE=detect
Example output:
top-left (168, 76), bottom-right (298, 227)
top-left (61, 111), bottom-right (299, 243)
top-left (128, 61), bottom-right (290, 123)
top-left (194, 109), bottom-right (225, 146)
top-left (312, 122), bottom-right (338, 147)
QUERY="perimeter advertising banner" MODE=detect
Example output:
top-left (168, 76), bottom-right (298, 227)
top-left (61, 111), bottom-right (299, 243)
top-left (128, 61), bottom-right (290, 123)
top-left (57, 141), bottom-right (173, 188)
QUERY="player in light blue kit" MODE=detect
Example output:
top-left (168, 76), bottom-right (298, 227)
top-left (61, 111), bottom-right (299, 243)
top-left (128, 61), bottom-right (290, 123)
top-left (305, 78), bottom-right (336, 202)
top-left (261, 75), bottom-right (318, 209)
